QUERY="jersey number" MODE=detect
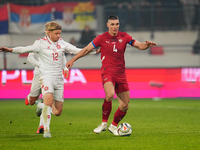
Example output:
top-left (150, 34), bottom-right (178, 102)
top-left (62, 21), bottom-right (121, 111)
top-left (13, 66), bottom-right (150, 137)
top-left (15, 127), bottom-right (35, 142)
top-left (113, 44), bottom-right (117, 52)
top-left (52, 53), bottom-right (58, 61)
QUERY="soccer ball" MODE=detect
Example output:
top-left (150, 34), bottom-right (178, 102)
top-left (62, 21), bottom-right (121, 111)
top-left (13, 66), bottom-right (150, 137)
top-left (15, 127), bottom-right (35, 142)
top-left (117, 122), bottom-right (132, 136)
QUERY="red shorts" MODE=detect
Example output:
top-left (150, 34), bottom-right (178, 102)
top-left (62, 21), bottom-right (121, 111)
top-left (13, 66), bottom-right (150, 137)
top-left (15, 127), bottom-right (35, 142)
top-left (101, 72), bottom-right (129, 93)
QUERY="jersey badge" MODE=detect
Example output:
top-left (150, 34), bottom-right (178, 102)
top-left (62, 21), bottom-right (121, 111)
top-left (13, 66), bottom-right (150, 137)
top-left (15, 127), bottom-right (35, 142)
top-left (57, 44), bottom-right (61, 49)
top-left (119, 39), bottom-right (123, 43)
top-left (44, 86), bottom-right (49, 91)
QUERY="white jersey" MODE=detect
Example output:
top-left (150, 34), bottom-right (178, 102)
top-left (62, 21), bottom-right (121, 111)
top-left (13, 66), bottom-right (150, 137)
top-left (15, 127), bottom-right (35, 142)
top-left (13, 36), bottom-right (81, 77)
top-left (27, 53), bottom-right (40, 75)
top-left (27, 52), bottom-right (68, 75)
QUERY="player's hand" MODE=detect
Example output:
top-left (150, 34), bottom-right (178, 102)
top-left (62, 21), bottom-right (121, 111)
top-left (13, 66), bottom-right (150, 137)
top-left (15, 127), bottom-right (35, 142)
top-left (66, 60), bottom-right (74, 69)
top-left (145, 41), bottom-right (157, 47)
top-left (0, 47), bottom-right (13, 52)
top-left (64, 69), bottom-right (69, 79)
top-left (96, 48), bottom-right (101, 54)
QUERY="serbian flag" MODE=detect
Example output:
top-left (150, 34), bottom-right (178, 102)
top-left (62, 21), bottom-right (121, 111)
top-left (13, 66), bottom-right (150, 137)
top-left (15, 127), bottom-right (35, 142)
top-left (0, 4), bottom-right (8, 34)
top-left (9, 3), bottom-right (53, 34)
top-left (53, 2), bottom-right (97, 31)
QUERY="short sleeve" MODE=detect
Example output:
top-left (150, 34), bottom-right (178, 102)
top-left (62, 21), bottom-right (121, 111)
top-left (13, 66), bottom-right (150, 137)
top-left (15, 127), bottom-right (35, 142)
top-left (92, 35), bottom-right (102, 48)
top-left (63, 40), bottom-right (82, 54)
top-left (123, 33), bottom-right (135, 46)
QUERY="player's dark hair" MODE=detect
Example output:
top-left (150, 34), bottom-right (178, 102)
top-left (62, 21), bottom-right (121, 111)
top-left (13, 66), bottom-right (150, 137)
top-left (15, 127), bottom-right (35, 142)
top-left (108, 15), bottom-right (119, 21)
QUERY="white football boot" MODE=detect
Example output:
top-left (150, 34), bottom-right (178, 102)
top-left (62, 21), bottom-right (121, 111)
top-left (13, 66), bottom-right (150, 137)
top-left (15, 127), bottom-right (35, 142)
top-left (35, 100), bottom-right (43, 117)
top-left (108, 124), bottom-right (119, 136)
top-left (43, 131), bottom-right (52, 138)
top-left (35, 107), bottom-right (42, 117)
top-left (93, 122), bottom-right (107, 134)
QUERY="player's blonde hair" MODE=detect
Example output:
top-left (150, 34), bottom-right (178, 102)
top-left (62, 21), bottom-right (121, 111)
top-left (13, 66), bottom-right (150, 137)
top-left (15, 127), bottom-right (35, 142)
top-left (45, 21), bottom-right (62, 36)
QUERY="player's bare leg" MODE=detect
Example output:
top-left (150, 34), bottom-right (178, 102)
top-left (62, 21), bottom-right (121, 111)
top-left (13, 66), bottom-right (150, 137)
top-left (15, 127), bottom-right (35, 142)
top-left (42, 93), bottom-right (53, 138)
top-left (94, 82), bottom-right (114, 134)
top-left (52, 101), bottom-right (63, 116)
top-left (104, 82), bottom-right (115, 102)
top-left (116, 91), bottom-right (130, 112)
top-left (109, 91), bottom-right (130, 135)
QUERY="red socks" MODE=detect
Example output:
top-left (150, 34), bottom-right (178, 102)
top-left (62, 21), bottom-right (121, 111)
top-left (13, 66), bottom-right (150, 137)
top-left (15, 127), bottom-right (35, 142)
top-left (102, 99), bottom-right (112, 122)
top-left (102, 100), bottom-right (127, 126)
top-left (112, 108), bottom-right (127, 126)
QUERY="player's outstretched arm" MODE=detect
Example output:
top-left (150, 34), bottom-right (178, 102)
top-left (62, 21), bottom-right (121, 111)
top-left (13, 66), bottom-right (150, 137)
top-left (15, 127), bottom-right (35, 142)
top-left (66, 42), bottom-right (95, 69)
top-left (133, 40), bottom-right (157, 50)
top-left (1, 45), bottom-right (40, 53)
top-left (0, 47), bottom-right (13, 52)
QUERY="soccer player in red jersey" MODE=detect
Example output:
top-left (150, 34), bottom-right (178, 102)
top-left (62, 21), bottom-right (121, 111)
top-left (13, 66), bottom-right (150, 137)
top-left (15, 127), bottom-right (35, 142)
top-left (66, 15), bottom-right (157, 135)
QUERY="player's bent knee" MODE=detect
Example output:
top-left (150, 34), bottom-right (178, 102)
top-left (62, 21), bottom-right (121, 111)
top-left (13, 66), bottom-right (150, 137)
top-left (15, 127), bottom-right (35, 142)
top-left (54, 113), bottom-right (61, 116)
top-left (120, 103), bottom-right (129, 112)
top-left (54, 110), bottom-right (63, 116)
top-left (106, 93), bottom-right (114, 101)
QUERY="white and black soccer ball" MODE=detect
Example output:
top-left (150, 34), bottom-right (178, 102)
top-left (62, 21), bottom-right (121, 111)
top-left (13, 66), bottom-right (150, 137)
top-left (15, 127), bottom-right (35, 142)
top-left (117, 122), bottom-right (132, 136)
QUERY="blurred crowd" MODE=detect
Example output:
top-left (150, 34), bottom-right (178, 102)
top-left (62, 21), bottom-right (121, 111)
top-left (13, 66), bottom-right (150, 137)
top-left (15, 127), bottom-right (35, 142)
top-left (103, 0), bottom-right (200, 30)
top-left (69, 24), bottom-right (96, 50)
top-left (0, 0), bottom-right (200, 30)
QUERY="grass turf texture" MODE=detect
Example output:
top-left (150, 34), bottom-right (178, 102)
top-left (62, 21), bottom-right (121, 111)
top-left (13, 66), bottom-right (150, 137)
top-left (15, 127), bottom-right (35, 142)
top-left (0, 99), bottom-right (200, 150)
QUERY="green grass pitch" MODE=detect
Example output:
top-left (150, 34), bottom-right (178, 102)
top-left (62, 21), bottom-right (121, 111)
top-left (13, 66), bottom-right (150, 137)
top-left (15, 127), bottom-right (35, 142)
top-left (0, 98), bottom-right (200, 150)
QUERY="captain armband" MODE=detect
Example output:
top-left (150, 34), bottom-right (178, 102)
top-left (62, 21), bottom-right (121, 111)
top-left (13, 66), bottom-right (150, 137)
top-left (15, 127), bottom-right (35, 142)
top-left (129, 40), bottom-right (135, 46)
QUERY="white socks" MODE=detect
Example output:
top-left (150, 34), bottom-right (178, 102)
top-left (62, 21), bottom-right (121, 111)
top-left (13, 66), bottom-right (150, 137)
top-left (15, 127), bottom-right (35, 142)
top-left (37, 102), bottom-right (44, 109)
top-left (42, 105), bottom-right (52, 133)
top-left (38, 102), bottom-right (44, 126)
top-left (39, 115), bottom-right (44, 126)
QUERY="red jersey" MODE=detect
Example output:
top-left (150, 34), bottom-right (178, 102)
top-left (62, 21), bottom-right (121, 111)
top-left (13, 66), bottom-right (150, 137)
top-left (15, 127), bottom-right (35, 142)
top-left (92, 31), bottom-right (135, 74)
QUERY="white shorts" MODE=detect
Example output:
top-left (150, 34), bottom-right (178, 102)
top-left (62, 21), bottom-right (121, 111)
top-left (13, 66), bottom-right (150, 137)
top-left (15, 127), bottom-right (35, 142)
top-left (39, 76), bottom-right (64, 102)
top-left (30, 74), bottom-right (41, 97)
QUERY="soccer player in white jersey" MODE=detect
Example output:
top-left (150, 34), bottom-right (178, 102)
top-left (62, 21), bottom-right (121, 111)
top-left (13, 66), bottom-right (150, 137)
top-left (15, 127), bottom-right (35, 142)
top-left (26, 52), bottom-right (69, 134)
top-left (0, 21), bottom-right (94, 138)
